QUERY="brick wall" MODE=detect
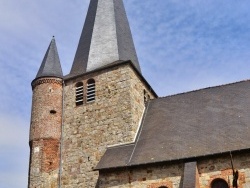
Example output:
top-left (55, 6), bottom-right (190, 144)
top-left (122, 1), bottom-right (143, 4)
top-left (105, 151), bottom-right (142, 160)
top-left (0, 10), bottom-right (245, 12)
top-left (29, 77), bottom-right (62, 188)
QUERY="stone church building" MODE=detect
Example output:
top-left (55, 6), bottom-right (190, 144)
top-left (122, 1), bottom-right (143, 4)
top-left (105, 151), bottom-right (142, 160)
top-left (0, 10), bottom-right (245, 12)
top-left (28, 0), bottom-right (250, 187)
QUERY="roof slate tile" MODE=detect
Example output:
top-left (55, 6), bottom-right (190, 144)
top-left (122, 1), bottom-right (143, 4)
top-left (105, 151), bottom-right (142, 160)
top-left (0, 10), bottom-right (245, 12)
top-left (97, 80), bottom-right (250, 170)
top-left (35, 38), bottom-right (63, 79)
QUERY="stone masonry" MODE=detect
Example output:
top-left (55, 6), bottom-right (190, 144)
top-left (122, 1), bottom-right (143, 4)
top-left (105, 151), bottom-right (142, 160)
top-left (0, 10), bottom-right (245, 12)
top-left (198, 152), bottom-right (250, 188)
top-left (29, 77), bottom-right (63, 188)
top-left (98, 152), bottom-right (250, 188)
top-left (61, 63), bottom-right (156, 187)
top-left (98, 162), bottom-right (183, 188)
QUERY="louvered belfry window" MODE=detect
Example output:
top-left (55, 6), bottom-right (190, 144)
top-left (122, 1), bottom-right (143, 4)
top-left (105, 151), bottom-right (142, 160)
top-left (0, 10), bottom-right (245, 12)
top-left (75, 82), bottom-right (84, 106)
top-left (87, 79), bottom-right (95, 103)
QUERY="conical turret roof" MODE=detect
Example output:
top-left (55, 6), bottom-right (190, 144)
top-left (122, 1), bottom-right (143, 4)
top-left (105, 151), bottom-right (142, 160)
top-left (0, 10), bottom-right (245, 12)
top-left (35, 37), bottom-right (63, 79)
top-left (69, 0), bottom-right (141, 76)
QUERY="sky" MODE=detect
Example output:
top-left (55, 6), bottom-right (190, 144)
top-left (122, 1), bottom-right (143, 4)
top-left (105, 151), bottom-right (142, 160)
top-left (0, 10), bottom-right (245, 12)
top-left (0, 0), bottom-right (250, 187)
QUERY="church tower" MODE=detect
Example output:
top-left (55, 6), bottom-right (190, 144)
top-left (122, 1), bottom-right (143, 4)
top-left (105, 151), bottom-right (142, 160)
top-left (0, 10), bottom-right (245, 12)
top-left (28, 1), bottom-right (250, 188)
top-left (29, 0), bottom-right (157, 187)
top-left (29, 38), bottom-right (63, 187)
top-left (61, 0), bottom-right (156, 187)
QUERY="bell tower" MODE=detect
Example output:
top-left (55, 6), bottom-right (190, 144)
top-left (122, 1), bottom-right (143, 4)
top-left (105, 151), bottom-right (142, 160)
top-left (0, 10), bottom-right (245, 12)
top-left (28, 38), bottom-right (63, 188)
top-left (60, 0), bottom-right (157, 187)
top-left (28, 0), bottom-right (157, 187)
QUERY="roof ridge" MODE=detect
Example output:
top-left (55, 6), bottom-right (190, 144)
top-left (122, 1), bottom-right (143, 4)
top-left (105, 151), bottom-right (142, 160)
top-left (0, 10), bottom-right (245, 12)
top-left (156, 79), bottom-right (250, 100)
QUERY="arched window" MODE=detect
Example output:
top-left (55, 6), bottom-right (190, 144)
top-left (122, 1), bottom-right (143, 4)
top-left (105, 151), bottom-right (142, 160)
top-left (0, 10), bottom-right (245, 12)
top-left (211, 178), bottom-right (229, 188)
top-left (87, 79), bottom-right (95, 103)
top-left (75, 82), bottom-right (84, 106)
top-left (158, 186), bottom-right (168, 188)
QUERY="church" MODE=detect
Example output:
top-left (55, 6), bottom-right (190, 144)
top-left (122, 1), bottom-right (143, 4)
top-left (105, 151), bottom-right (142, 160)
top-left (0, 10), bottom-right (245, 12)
top-left (28, 0), bottom-right (250, 187)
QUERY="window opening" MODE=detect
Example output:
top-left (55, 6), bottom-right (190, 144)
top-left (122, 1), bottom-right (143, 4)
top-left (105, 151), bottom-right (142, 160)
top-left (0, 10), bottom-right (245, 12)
top-left (87, 79), bottom-right (95, 103)
top-left (50, 110), bottom-right (56, 114)
top-left (75, 82), bottom-right (84, 106)
top-left (144, 90), bottom-right (147, 103)
top-left (144, 89), bottom-right (150, 103)
top-left (147, 94), bottom-right (150, 100)
top-left (211, 178), bottom-right (229, 188)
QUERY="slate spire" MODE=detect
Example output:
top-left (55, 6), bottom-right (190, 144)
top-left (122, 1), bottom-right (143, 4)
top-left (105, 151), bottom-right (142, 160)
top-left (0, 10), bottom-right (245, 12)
top-left (69, 0), bottom-right (141, 76)
top-left (35, 37), bottom-right (63, 79)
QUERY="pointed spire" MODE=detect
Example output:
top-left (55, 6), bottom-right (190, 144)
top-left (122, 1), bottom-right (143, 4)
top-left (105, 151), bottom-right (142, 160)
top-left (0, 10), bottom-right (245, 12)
top-left (69, 0), bottom-right (141, 76)
top-left (35, 37), bottom-right (63, 79)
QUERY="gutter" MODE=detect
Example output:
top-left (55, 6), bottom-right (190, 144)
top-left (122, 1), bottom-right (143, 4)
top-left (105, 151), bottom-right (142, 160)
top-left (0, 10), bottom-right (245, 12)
top-left (97, 148), bottom-right (250, 171)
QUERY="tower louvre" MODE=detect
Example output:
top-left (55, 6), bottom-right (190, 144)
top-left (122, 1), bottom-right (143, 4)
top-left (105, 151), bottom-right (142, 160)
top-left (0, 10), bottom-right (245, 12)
top-left (69, 0), bottom-right (141, 77)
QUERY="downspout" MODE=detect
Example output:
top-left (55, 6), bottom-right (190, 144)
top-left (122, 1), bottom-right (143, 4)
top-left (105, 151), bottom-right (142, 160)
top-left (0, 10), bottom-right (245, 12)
top-left (58, 80), bottom-right (65, 188)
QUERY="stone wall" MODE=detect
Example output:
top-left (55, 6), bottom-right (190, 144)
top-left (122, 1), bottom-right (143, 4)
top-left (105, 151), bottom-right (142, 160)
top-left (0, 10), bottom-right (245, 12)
top-left (29, 77), bottom-right (63, 188)
top-left (198, 152), bottom-right (250, 188)
top-left (61, 64), bottom-right (156, 187)
top-left (98, 163), bottom-right (183, 188)
top-left (98, 152), bottom-right (250, 188)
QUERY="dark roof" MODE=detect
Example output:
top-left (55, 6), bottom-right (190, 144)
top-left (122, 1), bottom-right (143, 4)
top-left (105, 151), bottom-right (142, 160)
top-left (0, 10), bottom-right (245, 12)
top-left (69, 0), bottom-right (140, 76)
top-left (35, 38), bottom-right (63, 79)
top-left (96, 80), bottom-right (250, 170)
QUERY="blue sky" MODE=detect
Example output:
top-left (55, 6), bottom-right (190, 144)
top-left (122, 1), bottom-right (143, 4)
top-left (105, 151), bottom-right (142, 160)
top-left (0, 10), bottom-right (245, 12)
top-left (0, 0), bottom-right (250, 187)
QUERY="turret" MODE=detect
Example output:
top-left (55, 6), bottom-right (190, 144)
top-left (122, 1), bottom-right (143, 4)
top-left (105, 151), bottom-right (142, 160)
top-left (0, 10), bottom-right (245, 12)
top-left (28, 38), bottom-right (63, 188)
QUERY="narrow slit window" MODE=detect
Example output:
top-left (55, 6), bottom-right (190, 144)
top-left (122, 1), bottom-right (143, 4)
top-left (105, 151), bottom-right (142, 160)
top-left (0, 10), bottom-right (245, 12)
top-left (75, 82), bottom-right (84, 106)
top-left (87, 79), bottom-right (95, 103)
top-left (147, 94), bottom-right (150, 101)
top-left (144, 89), bottom-right (148, 103)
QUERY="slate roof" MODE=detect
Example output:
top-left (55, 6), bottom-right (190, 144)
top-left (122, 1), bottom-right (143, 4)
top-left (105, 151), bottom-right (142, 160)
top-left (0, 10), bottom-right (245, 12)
top-left (69, 0), bottom-right (140, 77)
top-left (96, 80), bottom-right (250, 170)
top-left (35, 38), bottom-right (63, 79)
